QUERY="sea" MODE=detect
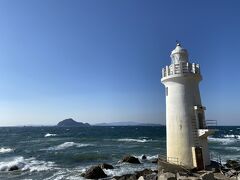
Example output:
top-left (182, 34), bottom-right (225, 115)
top-left (0, 126), bottom-right (239, 180)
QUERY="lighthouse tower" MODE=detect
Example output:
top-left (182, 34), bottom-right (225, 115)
top-left (161, 43), bottom-right (215, 169)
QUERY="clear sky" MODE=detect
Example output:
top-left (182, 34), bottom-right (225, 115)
top-left (0, 0), bottom-right (240, 126)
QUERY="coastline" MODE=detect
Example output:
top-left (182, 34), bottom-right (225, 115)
top-left (80, 155), bottom-right (240, 180)
top-left (0, 126), bottom-right (239, 179)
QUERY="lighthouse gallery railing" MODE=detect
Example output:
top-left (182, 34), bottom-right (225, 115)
top-left (162, 62), bottom-right (200, 78)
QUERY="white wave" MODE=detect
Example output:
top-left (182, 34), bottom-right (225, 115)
top-left (223, 134), bottom-right (240, 139)
top-left (147, 155), bottom-right (158, 161)
top-left (44, 133), bottom-right (57, 137)
top-left (0, 147), bottom-right (14, 154)
top-left (117, 138), bottom-right (152, 143)
top-left (45, 142), bottom-right (93, 151)
top-left (224, 134), bottom-right (235, 138)
top-left (225, 147), bottom-right (240, 152)
top-left (0, 156), bottom-right (56, 172)
top-left (208, 137), bottom-right (238, 145)
top-left (44, 168), bottom-right (86, 180)
top-left (135, 154), bottom-right (158, 161)
top-left (103, 163), bottom-right (157, 177)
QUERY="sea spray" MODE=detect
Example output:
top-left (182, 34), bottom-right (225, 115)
top-left (0, 147), bottom-right (14, 154)
top-left (43, 142), bottom-right (93, 151)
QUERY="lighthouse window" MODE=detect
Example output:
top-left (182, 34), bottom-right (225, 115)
top-left (165, 87), bottom-right (168, 96)
top-left (198, 113), bottom-right (204, 129)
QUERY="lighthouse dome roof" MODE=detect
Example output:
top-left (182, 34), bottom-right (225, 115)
top-left (171, 43), bottom-right (188, 55)
top-left (170, 43), bottom-right (189, 64)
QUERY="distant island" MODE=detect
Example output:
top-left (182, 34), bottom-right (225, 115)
top-left (94, 121), bottom-right (163, 126)
top-left (57, 119), bottom-right (163, 127)
top-left (57, 118), bottom-right (90, 127)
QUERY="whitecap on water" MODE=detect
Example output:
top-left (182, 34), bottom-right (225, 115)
top-left (44, 142), bottom-right (93, 151)
top-left (225, 146), bottom-right (240, 152)
top-left (44, 133), bottom-right (57, 137)
top-left (0, 147), bottom-right (14, 154)
top-left (145, 154), bottom-right (158, 161)
top-left (224, 134), bottom-right (235, 138)
top-left (208, 137), bottom-right (237, 145)
top-left (223, 134), bottom-right (240, 139)
top-left (117, 138), bottom-right (152, 143)
top-left (0, 156), bottom-right (56, 172)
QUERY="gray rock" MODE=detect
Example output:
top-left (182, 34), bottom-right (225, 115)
top-left (8, 165), bottom-right (19, 171)
top-left (122, 155), bottom-right (141, 164)
top-left (158, 172), bottom-right (176, 180)
top-left (152, 159), bottom-right (158, 164)
top-left (200, 172), bottom-right (214, 180)
top-left (99, 163), bottom-right (114, 169)
top-left (135, 169), bottom-right (153, 177)
top-left (225, 169), bottom-right (237, 177)
top-left (145, 173), bottom-right (158, 180)
top-left (137, 174), bottom-right (158, 180)
top-left (114, 174), bottom-right (137, 180)
top-left (176, 172), bottom-right (201, 180)
top-left (141, 155), bottom-right (147, 160)
top-left (84, 166), bottom-right (107, 179)
top-left (225, 160), bottom-right (240, 170)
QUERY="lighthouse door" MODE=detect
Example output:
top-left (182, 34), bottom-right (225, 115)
top-left (195, 147), bottom-right (204, 170)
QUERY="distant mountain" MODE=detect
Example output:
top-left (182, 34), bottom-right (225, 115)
top-left (94, 121), bottom-right (163, 126)
top-left (57, 118), bottom-right (90, 127)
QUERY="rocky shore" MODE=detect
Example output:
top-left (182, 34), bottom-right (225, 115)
top-left (81, 155), bottom-right (240, 180)
top-left (3, 154), bottom-right (239, 179)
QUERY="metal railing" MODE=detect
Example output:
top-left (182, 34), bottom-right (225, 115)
top-left (158, 154), bottom-right (191, 173)
top-left (158, 154), bottom-right (184, 166)
top-left (167, 157), bottom-right (179, 164)
top-left (206, 120), bottom-right (218, 128)
top-left (162, 62), bottom-right (200, 78)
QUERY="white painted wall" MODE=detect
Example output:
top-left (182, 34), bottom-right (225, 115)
top-left (160, 44), bottom-right (213, 168)
top-left (162, 73), bottom-right (203, 168)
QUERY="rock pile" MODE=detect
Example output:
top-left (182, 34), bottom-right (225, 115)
top-left (81, 156), bottom-right (240, 180)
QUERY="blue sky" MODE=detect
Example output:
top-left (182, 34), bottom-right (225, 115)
top-left (0, 0), bottom-right (240, 126)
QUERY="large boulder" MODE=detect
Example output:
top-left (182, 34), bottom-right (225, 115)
top-left (84, 166), bottom-right (107, 179)
top-left (99, 163), bottom-right (114, 169)
top-left (122, 155), bottom-right (141, 164)
top-left (158, 172), bottom-right (176, 180)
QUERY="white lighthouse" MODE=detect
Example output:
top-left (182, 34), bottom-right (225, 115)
top-left (161, 43), bottom-right (215, 170)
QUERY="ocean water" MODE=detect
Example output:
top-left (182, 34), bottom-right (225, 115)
top-left (0, 126), bottom-right (239, 180)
